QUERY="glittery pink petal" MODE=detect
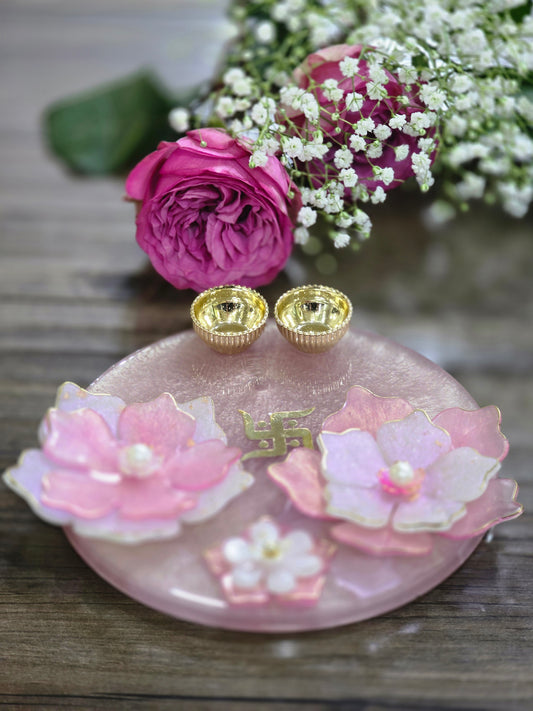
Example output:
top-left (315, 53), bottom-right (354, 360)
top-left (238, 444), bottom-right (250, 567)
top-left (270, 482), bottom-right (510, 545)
top-left (442, 478), bottom-right (523, 539)
top-left (393, 495), bottom-right (466, 532)
top-left (117, 393), bottom-right (196, 456)
top-left (377, 410), bottom-right (451, 469)
top-left (425, 447), bottom-right (500, 502)
top-left (42, 470), bottom-right (120, 519)
top-left (319, 430), bottom-right (386, 487)
top-left (326, 484), bottom-right (395, 528)
top-left (433, 406), bottom-right (509, 461)
top-left (118, 478), bottom-right (197, 520)
top-left (322, 386), bottom-right (414, 436)
top-left (278, 574), bottom-right (328, 606)
top-left (165, 441), bottom-right (241, 491)
top-left (221, 574), bottom-right (270, 606)
top-left (43, 409), bottom-right (119, 472)
top-left (331, 521), bottom-right (434, 556)
top-left (268, 448), bottom-right (332, 519)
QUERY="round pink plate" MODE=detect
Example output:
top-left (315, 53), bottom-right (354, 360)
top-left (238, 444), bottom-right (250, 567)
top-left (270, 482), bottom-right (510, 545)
top-left (67, 322), bottom-right (482, 632)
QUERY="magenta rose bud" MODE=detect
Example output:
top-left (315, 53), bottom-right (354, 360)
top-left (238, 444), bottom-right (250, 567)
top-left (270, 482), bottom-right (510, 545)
top-left (287, 44), bottom-right (435, 193)
top-left (125, 128), bottom-right (300, 291)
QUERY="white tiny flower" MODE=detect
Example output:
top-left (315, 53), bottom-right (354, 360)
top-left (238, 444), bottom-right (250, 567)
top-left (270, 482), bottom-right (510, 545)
top-left (389, 114), bottom-right (407, 130)
top-left (355, 117), bottom-right (375, 136)
top-left (418, 137), bottom-right (436, 154)
top-left (374, 124), bottom-right (392, 141)
top-left (409, 112), bottom-right (432, 133)
top-left (271, 2), bottom-right (290, 22)
top-left (250, 150), bottom-right (268, 168)
top-left (333, 232), bottom-right (351, 248)
top-left (216, 96), bottom-right (236, 119)
top-left (339, 56), bottom-right (359, 78)
top-left (223, 67), bottom-right (245, 86)
top-left (282, 136), bottom-right (304, 159)
top-left (350, 134), bottom-right (366, 151)
top-left (168, 107), bottom-right (189, 133)
top-left (339, 168), bottom-right (358, 187)
top-left (301, 93), bottom-right (320, 123)
top-left (446, 115), bottom-right (468, 138)
top-left (369, 64), bottom-right (388, 84)
top-left (262, 136), bottom-right (280, 155)
top-left (232, 75), bottom-right (254, 97)
top-left (367, 140), bottom-right (383, 159)
top-left (394, 144), bottom-right (410, 162)
top-left (335, 211), bottom-right (355, 228)
top-left (334, 148), bottom-right (353, 169)
top-left (345, 92), bottom-right (364, 112)
top-left (234, 98), bottom-right (251, 112)
top-left (298, 206), bottom-right (317, 227)
top-left (324, 192), bottom-right (343, 214)
top-left (419, 84), bottom-right (446, 111)
top-left (294, 226), bottom-right (310, 245)
top-left (255, 20), bottom-right (276, 44)
top-left (370, 186), bottom-right (386, 204)
top-left (379, 167), bottom-right (395, 186)
top-left (398, 65), bottom-right (418, 85)
top-left (455, 93), bottom-right (479, 112)
top-left (367, 82), bottom-right (387, 100)
top-left (451, 74), bottom-right (473, 94)
top-left (456, 173), bottom-right (486, 200)
top-left (323, 79), bottom-right (343, 103)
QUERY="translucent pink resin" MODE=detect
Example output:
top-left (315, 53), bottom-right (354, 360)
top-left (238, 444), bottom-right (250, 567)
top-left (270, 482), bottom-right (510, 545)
top-left (67, 323), bottom-right (488, 632)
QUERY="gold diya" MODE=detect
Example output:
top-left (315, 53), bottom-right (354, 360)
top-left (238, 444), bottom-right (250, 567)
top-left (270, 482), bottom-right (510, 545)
top-left (191, 285), bottom-right (268, 354)
top-left (274, 285), bottom-right (352, 353)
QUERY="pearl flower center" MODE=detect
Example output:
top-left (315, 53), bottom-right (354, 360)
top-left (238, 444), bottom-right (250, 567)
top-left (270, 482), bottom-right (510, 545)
top-left (378, 460), bottom-right (424, 498)
top-left (119, 443), bottom-right (158, 478)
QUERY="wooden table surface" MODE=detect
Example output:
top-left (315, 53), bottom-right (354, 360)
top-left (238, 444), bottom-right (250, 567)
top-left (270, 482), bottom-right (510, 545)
top-left (1, 2), bottom-right (532, 709)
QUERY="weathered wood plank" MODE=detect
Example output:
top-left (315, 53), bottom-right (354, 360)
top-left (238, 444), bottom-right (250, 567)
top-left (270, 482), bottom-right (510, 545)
top-left (0, 0), bottom-right (531, 709)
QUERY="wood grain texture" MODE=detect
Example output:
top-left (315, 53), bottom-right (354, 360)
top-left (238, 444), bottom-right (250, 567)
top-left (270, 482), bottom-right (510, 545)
top-left (1, 1), bottom-right (532, 709)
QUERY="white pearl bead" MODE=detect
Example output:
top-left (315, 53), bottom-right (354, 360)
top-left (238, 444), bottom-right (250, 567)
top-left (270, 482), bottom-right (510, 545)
top-left (389, 460), bottom-right (415, 486)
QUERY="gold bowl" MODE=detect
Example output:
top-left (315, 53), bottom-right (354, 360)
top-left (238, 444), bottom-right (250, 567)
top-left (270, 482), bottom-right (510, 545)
top-left (191, 285), bottom-right (268, 354)
top-left (274, 285), bottom-right (352, 353)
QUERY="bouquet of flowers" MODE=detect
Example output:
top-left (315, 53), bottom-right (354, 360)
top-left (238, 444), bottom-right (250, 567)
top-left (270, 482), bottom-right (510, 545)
top-left (46, 0), bottom-right (533, 291)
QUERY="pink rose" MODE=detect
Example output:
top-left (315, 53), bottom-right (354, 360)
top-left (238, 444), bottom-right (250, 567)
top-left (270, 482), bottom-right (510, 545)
top-left (286, 44), bottom-right (434, 192)
top-left (126, 128), bottom-right (300, 291)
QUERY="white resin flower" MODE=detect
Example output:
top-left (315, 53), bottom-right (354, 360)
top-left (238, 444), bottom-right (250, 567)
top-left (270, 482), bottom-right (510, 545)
top-left (205, 518), bottom-right (336, 606)
top-left (222, 519), bottom-right (322, 594)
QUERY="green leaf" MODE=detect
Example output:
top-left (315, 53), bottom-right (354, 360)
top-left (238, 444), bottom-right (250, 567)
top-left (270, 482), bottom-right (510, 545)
top-left (43, 71), bottom-right (197, 175)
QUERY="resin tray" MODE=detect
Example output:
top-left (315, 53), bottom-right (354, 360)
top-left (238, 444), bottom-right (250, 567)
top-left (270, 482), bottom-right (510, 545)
top-left (65, 322), bottom-right (485, 632)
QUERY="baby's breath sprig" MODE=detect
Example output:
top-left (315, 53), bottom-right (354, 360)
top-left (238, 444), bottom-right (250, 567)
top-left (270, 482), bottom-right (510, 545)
top-left (169, 0), bottom-right (533, 251)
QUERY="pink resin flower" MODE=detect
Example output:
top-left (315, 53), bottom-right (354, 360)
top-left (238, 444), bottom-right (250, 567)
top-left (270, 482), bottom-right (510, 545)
top-left (126, 128), bottom-right (300, 291)
top-left (205, 517), bottom-right (335, 606)
top-left (269, 387), bottom-right (522, 556)
top-left (4, 382), bottom-right (253, 542)
top-left (285, 44), bottom-right (435, 192)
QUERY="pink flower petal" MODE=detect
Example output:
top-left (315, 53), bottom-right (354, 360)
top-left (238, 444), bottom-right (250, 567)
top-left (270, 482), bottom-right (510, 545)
top-left (377, 410), bottom-right (451, 469)
top-left (319, 430), bottom-right (386, 487)
top-left (43, 409), bottom-right (119, 472)
top-left (117, 478), bottom-right (197, 520)
top-left (322, 386), bottom-right (414, 436)
top-left (42, 469), bottom-right (120, 519)
top-left (268, 448), bottom-right (332, 519)
top-left (117, 393), bottom-right (196, 457)
top-left (425, 447), bottom-right (500, 502)
top-left (433, 406), bottom-right (509, 461)
top-left (393, 495), bottom-right (466, 532)
top-left (326, 484), bottom-right (395, 528)
top-left (443, 478), bottom-right (523, 539)
top-left (331, 521), bottom-right (434, 556)
top-left (166, 441), bottom-right (241, 491)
